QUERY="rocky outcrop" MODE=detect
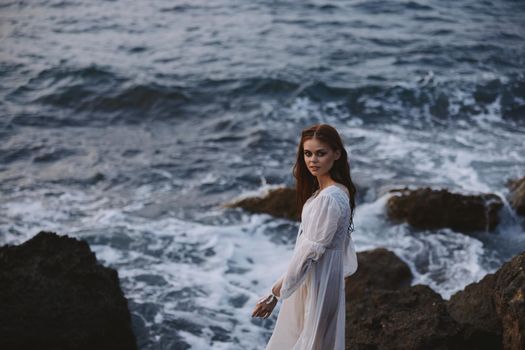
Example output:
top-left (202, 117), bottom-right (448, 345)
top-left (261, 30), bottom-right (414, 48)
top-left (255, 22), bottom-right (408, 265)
top-left (228, 185), bottom-right (504, 233)
top-left (345, 248), bottom-right (525, 350)
top-left (345, 249), bottom-right (464, 349)
top-left (345, 248), bottom-right (412, 299)
top-left (446, 273), bottom-right (502, 349)
top-left (0, 231), bottom-right (137, 350)
top-left (225, 187), bottom-right (298, 220)
top-left (347, 285), bottom-right (465, 350)
top-left (447, 251), bottom-right (525, 350)
top-left (386, 187), bottom-right (503, 233)
top-left (507, 176), bottom-right (525, 217)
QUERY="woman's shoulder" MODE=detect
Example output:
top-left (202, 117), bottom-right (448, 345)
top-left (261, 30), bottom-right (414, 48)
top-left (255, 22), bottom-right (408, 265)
top-left (317, 185), bottom-right (349, 208)
top-left (320, 183), bottom-right (349, 199)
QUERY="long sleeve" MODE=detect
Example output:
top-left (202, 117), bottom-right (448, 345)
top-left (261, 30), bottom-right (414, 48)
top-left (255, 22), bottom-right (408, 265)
top-left (279, 195), bottom-right (342, 300)
top-left (270, 221), bottom-right (303, 294)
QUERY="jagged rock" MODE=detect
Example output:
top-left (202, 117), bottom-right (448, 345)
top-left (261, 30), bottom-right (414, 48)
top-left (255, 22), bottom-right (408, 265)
top-left (225, 187), bottom-right (298, 220)
top-left (506, 176), bottom-right (525, 217)
top-left (386, 187), bottom-right (503, 233)
top-left (0, 231), bottom-right (137, 350)
top-left (345, 248), bottom-right (413, 299)
top-left (346, 285), bottom-right (465, 350)
top-left (494, 252), bottom-right (525, 349)
top-left (343, 248), bottom-right (467, 349)
top-left (446, 274), bottom-right (501, 349)
top-left (447, 250), bottom-right (525, 350)
top-left (345, 249), bottom-right (525, 349)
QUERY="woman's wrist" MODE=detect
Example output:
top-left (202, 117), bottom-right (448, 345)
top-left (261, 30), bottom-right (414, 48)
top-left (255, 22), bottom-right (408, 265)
top-left (268, 293), bottom-right (279, 303)
top-left (257, 292), bottom-right (278, 305)
top-left (267, 288), bottom-right (279, 303)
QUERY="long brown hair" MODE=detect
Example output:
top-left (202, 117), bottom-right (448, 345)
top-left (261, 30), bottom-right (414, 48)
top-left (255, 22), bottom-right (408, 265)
top-left (293, 124), bottom-right (357, 232)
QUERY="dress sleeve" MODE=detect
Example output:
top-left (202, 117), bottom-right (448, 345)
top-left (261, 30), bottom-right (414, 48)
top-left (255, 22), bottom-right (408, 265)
top-left (279, 195), bottom-right (342, 300)
top-left (270, 221), bottom-right (303, 293)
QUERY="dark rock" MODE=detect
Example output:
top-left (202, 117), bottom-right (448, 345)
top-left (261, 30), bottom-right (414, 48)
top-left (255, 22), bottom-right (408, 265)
top-left (506, 176), bottom-right (525, 217)
top-left (447, 250), bottom-right (525, 350)
top-left (494, 251), bottom-right (525, 349)
top-left (344, 248), bottom-right (464, 348)
top-left (345, 249), bottom-right (525, 349)
top-left (346, 285), bottom-right (465, 350)
top-left (225, 187), bottom-right (298, 220)
top-left (345, 248), bottom-right (413, 300)
top-left (386, 187), bottom-right (503, 233)
top-left (446, 274), bottom-right (502, 349)
top-left (0, 231), bottom-right (137, 350)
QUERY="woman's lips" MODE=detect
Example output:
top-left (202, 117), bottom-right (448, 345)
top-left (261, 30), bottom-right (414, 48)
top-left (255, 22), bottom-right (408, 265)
top-left (310, 167), bottom-right (319, 170)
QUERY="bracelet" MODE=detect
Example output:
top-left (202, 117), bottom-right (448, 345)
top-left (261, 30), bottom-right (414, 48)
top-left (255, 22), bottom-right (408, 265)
top-left (257, 292), bottom-right (279, 305)
top-left (265, 293), bottom-right (278, 304)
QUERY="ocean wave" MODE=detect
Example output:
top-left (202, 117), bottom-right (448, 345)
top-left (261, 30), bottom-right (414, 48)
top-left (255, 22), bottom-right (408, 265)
top-left (8, 65), bottom-right (192, 126)
top-left (6, 70), bottom-right (525, 129)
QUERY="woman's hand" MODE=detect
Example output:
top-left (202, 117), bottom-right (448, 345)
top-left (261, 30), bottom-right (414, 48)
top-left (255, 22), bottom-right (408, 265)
top-left (252, 278), bottom-right (282, 319)
top-left (251, 294), bottom-right (277, 319)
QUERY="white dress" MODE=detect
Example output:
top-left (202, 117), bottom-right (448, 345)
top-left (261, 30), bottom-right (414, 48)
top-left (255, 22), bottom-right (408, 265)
top-left (265, 183), bottom-right (358, 350)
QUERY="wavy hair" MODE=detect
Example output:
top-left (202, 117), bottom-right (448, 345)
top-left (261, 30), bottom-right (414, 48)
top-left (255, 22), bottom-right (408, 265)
top-left (293, 124), bottom-right (357, 232)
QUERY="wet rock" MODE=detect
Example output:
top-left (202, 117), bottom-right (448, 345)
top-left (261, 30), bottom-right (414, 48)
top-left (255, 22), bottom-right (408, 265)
top-left (345, 248), bottom-right (525, 349)
top-left (345, 248), bottom-right (413, 299)
top-left (447, 251), bottom-right (525, 350)
top-left (506, 176), bottom-right (525, 217)
top-left (446, 274), bottom-right (501, 349)
top-left (386, 187), bottom-right (503, 233)
top-left (346, 285), bottom-right (465, 350)
top-left (344, 248), bottom-right (463, 348)
top-left (0, 231), bottom-right (137, 350)
top-left (225, 187), bottom-right (298, 220)
top-left (494, 252), bottom-right (525, 349)
top-left (343, 249), bottom-right (469, 349)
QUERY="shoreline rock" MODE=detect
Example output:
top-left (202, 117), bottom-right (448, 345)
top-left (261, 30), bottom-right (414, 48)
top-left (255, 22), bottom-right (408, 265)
top-left (0, 231), bottom-right (138, 350)
top-left (386, 187), bottom-right (503, 234)
top-left (447, 250), bottom-right (525, 350)
top-left (227, 185), bottom-right (506, 235)
top-left (344, 248), bottom-right (413, 300)
top-left (345, 247), bottom-right (525, 350)
top-left (346, 285), bottom-right (465, 350)
top-left (225, 187), bottom-right (298, 220)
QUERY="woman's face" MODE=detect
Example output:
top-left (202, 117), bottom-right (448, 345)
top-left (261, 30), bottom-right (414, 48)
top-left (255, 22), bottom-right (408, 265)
top-left (303, 138), bottom-right (340, 177)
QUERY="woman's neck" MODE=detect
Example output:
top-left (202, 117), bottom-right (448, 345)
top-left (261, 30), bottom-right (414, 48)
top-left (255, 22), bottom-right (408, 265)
top-left (317, 176), bottom-right (336, 190)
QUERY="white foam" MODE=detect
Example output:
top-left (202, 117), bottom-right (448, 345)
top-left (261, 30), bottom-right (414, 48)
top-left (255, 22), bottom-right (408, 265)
top-left (353, 192), bottom-right (496, 300)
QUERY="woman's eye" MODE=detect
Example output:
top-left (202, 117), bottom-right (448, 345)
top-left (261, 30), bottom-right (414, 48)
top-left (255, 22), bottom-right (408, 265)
top-left (304, 151), bottom-right (325, 157)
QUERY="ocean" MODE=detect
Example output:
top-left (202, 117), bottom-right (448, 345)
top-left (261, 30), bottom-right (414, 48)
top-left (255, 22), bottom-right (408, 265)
top-left (1, 0), bottom-right (524, 349)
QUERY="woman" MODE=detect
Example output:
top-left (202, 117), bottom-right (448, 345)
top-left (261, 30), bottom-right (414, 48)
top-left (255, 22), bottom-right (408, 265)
top-left (251, 123), bottom-right (359, 350)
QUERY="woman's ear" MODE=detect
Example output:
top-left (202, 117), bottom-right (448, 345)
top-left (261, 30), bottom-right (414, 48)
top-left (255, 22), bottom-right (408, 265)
top-left (335, 149), bottom-right (341, 160)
